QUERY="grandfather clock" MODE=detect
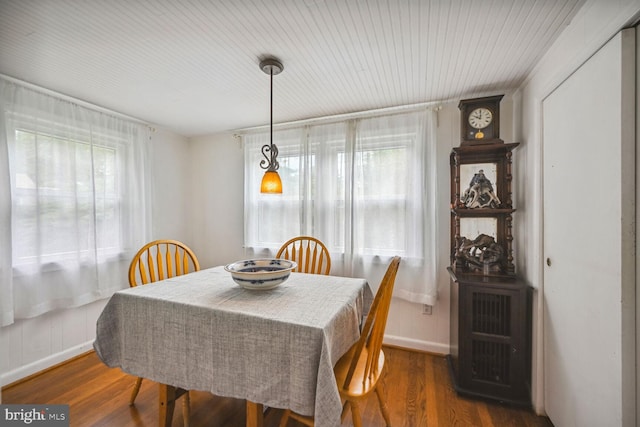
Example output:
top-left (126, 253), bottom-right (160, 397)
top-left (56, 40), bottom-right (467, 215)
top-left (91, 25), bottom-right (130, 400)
top-left (447, 95), bottom-right (532, 406)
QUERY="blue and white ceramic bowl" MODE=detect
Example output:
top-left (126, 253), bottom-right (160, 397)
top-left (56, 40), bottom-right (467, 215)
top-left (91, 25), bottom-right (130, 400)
top-left (224, 258), bottom-right (297, 290)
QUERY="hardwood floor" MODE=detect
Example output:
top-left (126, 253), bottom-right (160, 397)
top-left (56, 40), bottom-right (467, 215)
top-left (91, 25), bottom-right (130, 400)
top-left (2, 346), bottom-right (553, 427)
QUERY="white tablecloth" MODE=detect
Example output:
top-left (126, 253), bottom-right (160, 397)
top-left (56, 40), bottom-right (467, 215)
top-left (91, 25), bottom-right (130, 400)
top-left (93, 266), bottom-right (372, 427)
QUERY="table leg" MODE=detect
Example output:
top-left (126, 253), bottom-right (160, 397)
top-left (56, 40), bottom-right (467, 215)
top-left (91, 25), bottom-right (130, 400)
top-left (158, 384), bottom-right (176, 427)
top-left (246, 401), bottom-right (264, 427)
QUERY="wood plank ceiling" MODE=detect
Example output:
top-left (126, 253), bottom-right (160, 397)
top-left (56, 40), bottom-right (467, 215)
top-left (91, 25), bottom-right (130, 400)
top-left (0, 0), bottom-right (584, 136)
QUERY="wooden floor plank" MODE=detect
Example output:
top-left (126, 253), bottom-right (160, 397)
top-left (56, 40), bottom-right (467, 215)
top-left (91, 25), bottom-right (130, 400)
top-left (2, 347), bottom-right (553, 427)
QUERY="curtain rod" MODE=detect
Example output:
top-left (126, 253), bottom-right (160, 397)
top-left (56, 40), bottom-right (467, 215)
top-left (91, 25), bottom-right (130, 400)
top-left (0, 74), bottom-right (155, 132)
top-left (234, 100), bottom-right (444, 134)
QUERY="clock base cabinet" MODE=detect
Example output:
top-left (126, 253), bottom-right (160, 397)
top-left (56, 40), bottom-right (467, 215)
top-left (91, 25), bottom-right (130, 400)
top-left (447, 270), bottom-right (532, 406)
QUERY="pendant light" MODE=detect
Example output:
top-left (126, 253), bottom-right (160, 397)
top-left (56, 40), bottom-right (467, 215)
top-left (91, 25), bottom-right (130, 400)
top-left (259, 57), bottom-right (284, 194)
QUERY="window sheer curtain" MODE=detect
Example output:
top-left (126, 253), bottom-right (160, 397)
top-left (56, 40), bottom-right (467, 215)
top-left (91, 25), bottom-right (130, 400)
top-left (244, 109), bottom-right (438, 305)
top-left (0, 78), bottom-right (151, 325)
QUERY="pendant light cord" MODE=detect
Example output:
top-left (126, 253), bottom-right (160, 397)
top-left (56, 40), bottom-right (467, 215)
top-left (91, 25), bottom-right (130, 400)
top-left (270, 67), bottom-right (273, 152)
top-left (258, 57), bottom-right (283, 177)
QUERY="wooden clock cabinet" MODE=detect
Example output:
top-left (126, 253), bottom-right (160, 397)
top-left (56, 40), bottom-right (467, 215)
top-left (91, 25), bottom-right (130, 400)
top-left (447, 96), bottom-right (532, 406)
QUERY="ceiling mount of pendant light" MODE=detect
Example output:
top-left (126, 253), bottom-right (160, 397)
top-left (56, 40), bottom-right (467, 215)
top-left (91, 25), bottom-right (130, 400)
top-left (259, 57), bottom-right (284, 194)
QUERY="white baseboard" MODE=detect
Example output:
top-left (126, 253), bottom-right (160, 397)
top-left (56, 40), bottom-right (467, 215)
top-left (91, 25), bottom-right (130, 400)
top-left (1, 340), bottom-right (95, 387)
top-left (383, 334), bottom-right (449, 355)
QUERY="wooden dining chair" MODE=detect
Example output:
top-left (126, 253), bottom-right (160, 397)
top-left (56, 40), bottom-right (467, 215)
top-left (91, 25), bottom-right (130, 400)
top-left (279, 256), bottom-right (401, 427)
top-left (127, 239), bottom-right (200, 427)
top-left (276, 236), bottom-right (331, 275)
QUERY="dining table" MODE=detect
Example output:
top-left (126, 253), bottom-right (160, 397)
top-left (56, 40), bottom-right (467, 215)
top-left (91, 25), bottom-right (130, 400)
top-left (93, 265), bottom-right (373, 427)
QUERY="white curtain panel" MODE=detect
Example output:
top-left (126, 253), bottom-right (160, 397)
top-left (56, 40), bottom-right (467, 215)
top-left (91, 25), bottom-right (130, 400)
top-left (0, 90), bottom-right (13, 326)
top-left (0, 78), bottom-right (152, 324)
top-left (243, 109), bottom-right (438, 305)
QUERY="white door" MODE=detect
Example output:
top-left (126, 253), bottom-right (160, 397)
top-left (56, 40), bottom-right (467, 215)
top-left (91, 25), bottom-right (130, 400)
top-left (542, 29), bottom-right (635, 427)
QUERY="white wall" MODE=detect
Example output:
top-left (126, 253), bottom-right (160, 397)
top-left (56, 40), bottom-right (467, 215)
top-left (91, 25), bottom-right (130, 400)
top-left (515, 0), bottom-right (640, 416)
top-left (151, 128), bottom-right (194, 244)
top-left (0, 126), bottom-right (191, 387)
top-left (188, 133), bottom-right (246, 269)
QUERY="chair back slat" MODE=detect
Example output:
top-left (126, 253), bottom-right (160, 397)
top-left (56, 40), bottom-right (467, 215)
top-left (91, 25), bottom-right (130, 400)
top-left (129, 240), bottom-right (200, 287)
top-left (277, 236), bottom-right (331, 275)
top-left (138, 261), bottom-right (149, 285)
top-left (164, 244), bottom-right (173, 278)
top-left (342, 256), bottom-right (400, 390)
top-left (310, 244), bottom-right (321, 273)
top-left (147, 249), bottom-right (157, 283)
top-left (157, 244), bottom-right (166, 281)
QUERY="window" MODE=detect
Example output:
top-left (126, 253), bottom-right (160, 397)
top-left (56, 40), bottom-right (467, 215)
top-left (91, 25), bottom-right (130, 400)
top-left (1, 77), bottom-right (151, 323)
top-left (12, 127), bottom-right (121, 266)
top-left (244, 109), bottom-right (438, 304)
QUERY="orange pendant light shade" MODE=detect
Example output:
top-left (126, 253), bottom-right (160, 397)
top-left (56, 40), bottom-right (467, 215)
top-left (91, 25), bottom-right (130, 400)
top-left (260, 170), bottom-right (282, 194)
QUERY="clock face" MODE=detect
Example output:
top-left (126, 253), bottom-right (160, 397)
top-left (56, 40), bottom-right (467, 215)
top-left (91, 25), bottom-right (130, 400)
top-left (468, 107), bottom-right (493, 130)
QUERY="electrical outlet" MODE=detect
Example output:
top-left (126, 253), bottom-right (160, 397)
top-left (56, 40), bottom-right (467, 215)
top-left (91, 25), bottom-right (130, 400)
top-left (422, 304), bottom-right (432, 315)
